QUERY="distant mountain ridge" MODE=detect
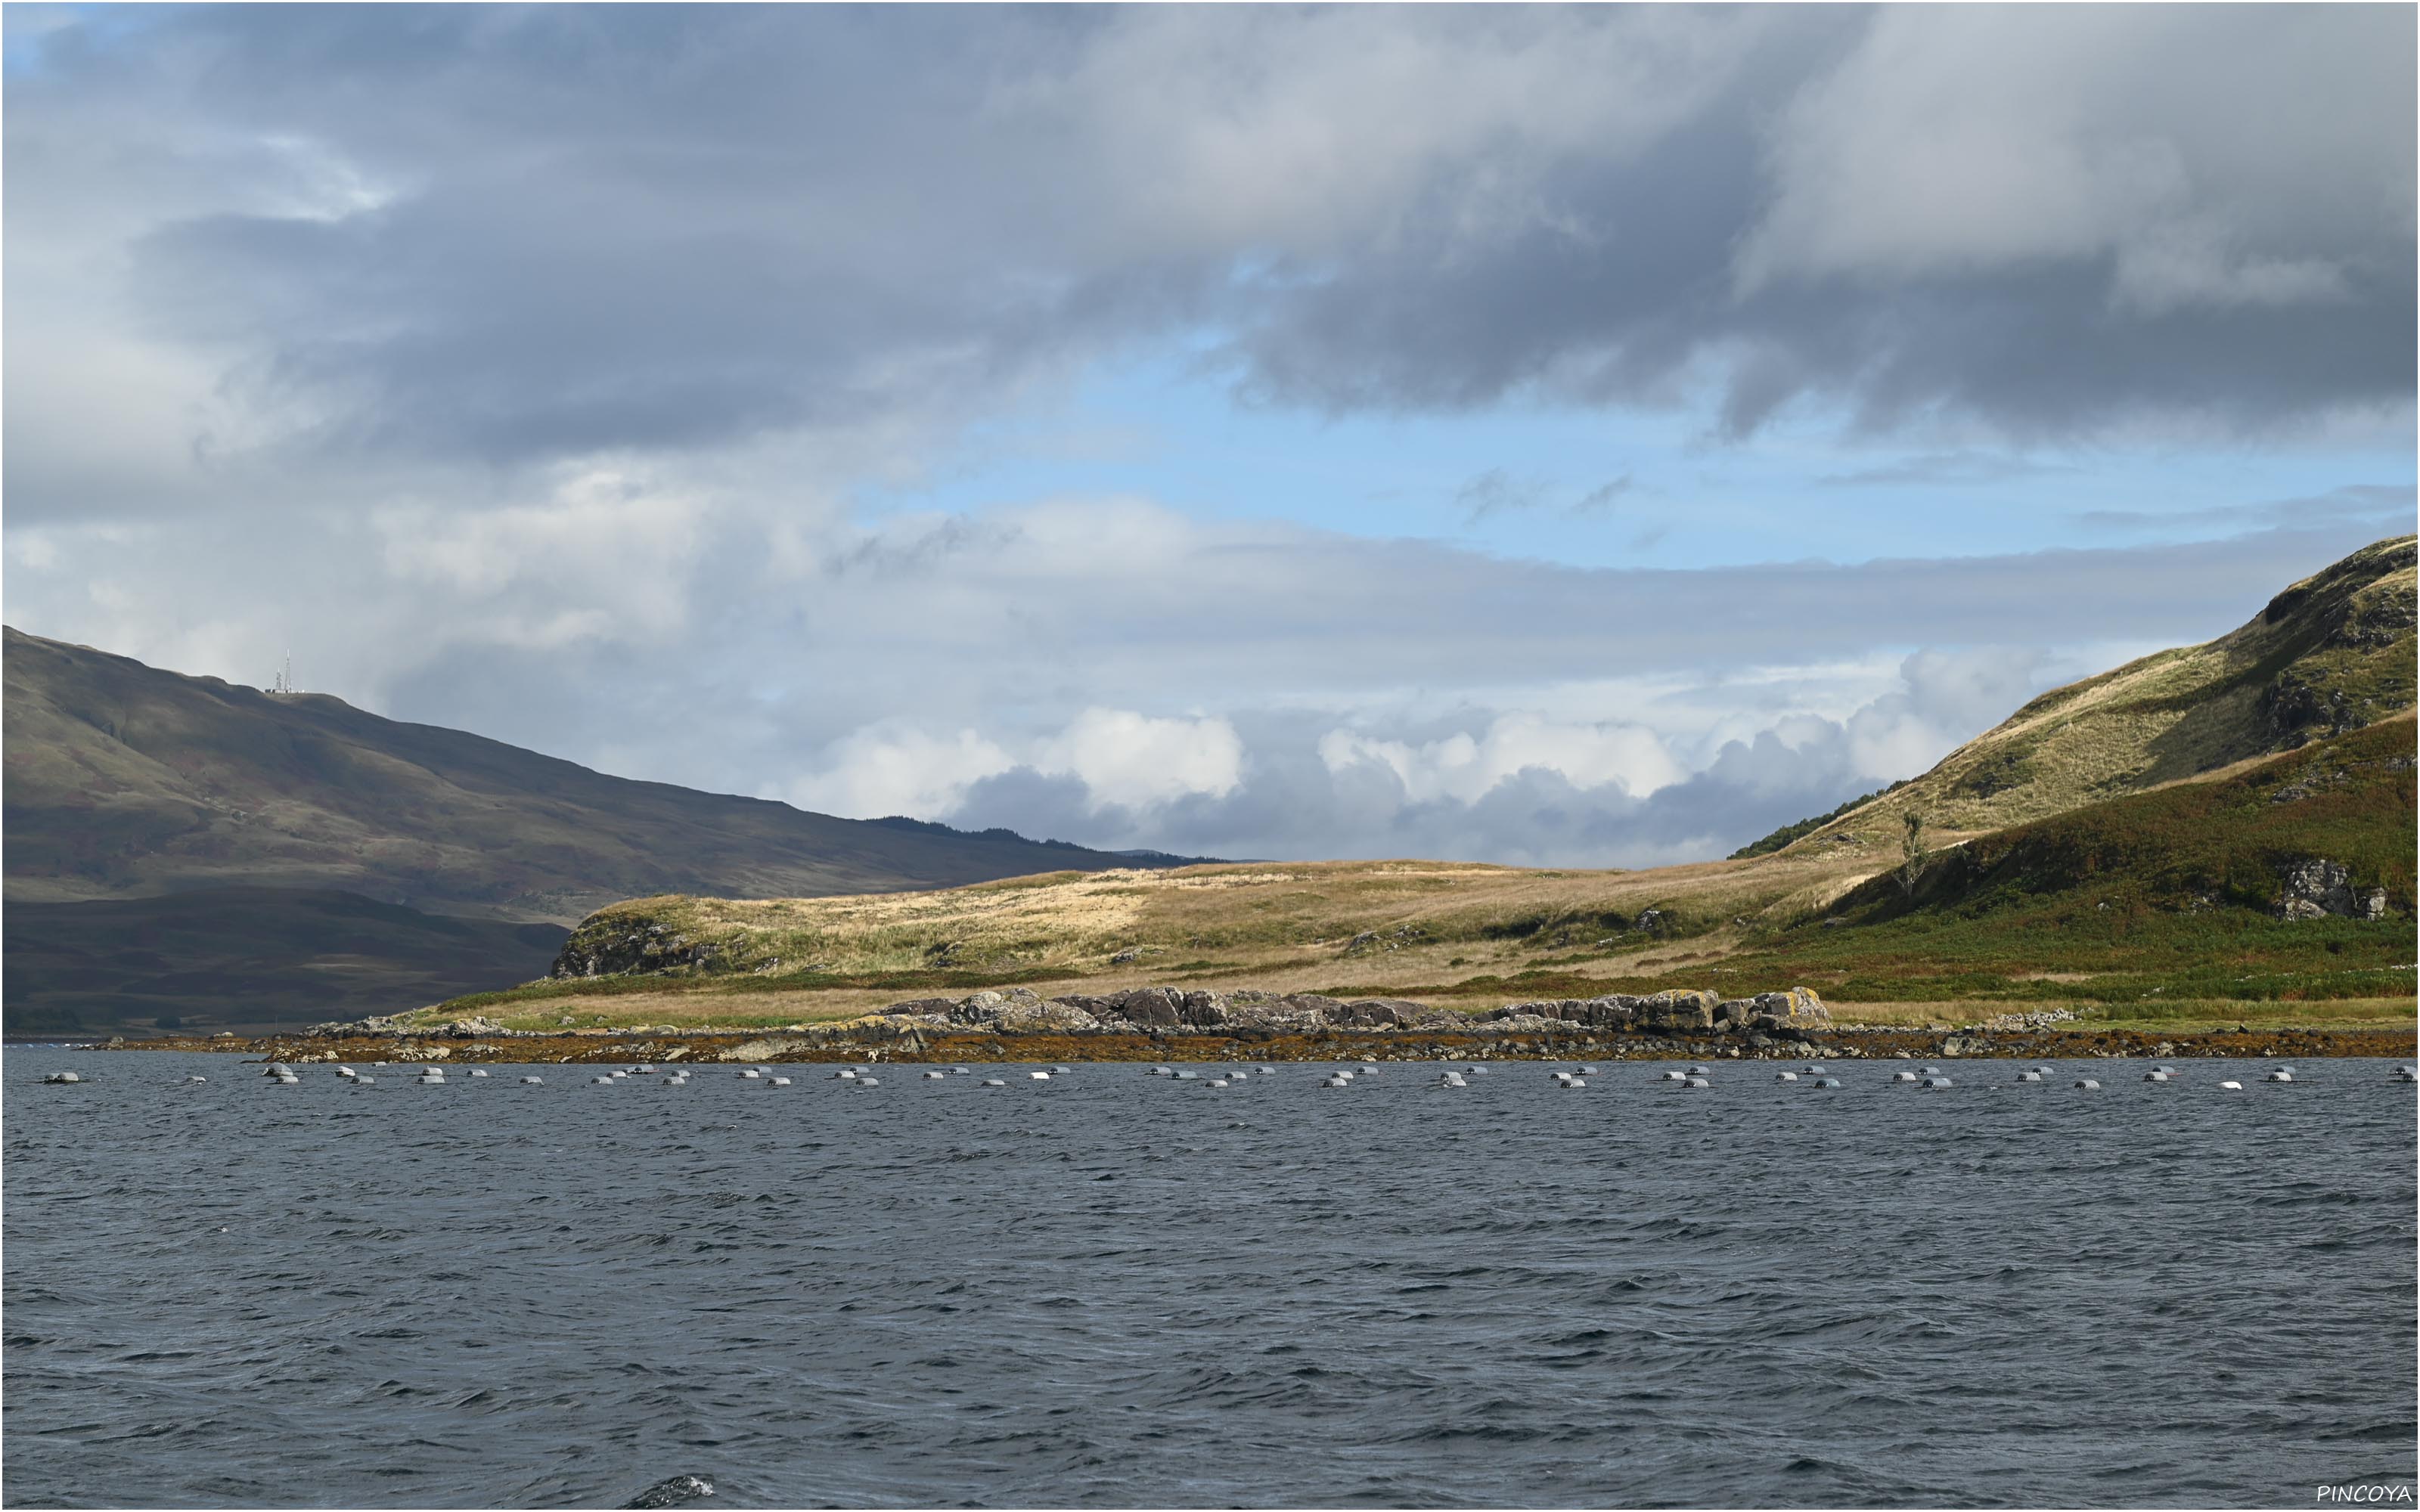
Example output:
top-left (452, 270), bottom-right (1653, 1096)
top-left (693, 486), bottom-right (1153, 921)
top-left (2, 625), bottom-right (1195, 925)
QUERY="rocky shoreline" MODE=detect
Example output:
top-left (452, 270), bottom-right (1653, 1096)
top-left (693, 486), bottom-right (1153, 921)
top-left (97, 984), bottom-right (2415, 1064)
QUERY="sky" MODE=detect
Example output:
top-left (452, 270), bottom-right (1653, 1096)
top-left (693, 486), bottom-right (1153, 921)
top-left (5, 4), bottom-right (2414, 866)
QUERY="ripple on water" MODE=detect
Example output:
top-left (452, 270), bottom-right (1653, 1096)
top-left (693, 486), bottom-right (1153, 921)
top-left (2, 1049), bottom-right (2414, 1507)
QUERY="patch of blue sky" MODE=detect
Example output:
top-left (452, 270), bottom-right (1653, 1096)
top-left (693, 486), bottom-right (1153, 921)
top-left (857, 347), bottom-right (2415, 572)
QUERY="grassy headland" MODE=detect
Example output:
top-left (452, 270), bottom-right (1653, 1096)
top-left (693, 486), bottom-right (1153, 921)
top-left (392, 717), bottom-right (2415, 1039)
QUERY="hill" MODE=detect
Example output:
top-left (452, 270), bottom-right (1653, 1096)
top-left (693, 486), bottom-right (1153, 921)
top-left (1770, 534), bottom-right (2415, 853)
top-left (401, 717), bottom-right (2412, 1037)
top-left (2, 625), bottom-right (1202, 925)
top-left (4, 888), bottom-right (568, 1038)
top-left (400, 541), bottom-right (2418, 1038)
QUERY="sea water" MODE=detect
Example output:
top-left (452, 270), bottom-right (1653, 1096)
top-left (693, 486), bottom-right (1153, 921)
top-left (5, 1047), bottom-right (2414, 1507)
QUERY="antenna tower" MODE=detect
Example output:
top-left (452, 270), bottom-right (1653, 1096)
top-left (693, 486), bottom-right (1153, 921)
top-left (272, 656), bottom-right (294, 696)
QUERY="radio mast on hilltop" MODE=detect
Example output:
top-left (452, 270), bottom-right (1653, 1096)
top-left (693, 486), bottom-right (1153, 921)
top-left (271, 656), bottom-right (296, 696)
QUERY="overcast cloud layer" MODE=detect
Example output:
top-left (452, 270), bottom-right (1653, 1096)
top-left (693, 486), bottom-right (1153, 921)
top-left (6, 5), bottom-right (2414, 866)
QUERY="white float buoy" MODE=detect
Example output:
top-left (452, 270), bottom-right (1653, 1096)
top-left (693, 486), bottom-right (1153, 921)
top-left (521, 1076), bottom-right (543, 1085)
top-left (952, 1066), bottom-right (970, 1076)
top-left (1029, 1070), bottom-right (1051, 1080)
top-left (769, 1077), bottom-right (791, 1086)
top-left (737, 1069), bottom-right (760, 1079)
top-left (1813, 1077), bottom-right (1842, 1088)
top-left (925, 1070), bottom-right (946, 1080)
top-left (834, 1069), bottom-right (857, 1080)
top-left (1776, 1070), bottom-right (1800, 1083)
top-left (592, 1075), bottom-right (615, 1085)
top-left (857, 1077), bottom-right (880, 1087)
top-left (468, 1069), bottom-right (489, 1078)
top-left (1564, 1077), bottom-right (1587, 1089)
top-left (982, 1078), bottom-right (1006, 1086)
top-left (2017, 1070), bottom-right (2043, 1083)
top-left (1894, 1070), bottom-right (1919, 1082)
top-left (42, 1070), bottom-right (82, 1084)
top-left (2144, 1070), bottom-right (2171, 1083)
top-left (2074, 1078), bottom-right (2100, 1089)
top-left (187, 1074), bottom-right (207, 1083)
top-left (1258, 1066), bottom-right (1277, 1075)
top-left (2266, 1069), bottom-right (2294, 1083)
top-left (352, 1076), bottom-right (375, 1086)
top-left (1660, 1070), bottom-right (1687, 1082)
top-left (1683, 1076), bottom-right (1711, 1089)
top-left (1209, 1079), bottom-right (1229, 1089)
top-left (2219, 1080), bottom-right (2244, 1090)
top-left (2397, 1066), bottom-right (2418, 1083)
top-left (1688, 1064), bottom-right (1711, 1075)
top-left (1922, 1076), bottom-right (1953, 1089)
top-left (636, 1064), bottom-right (656, 1074)
top-left (1052, 1065), bottom-right (1071, 1074)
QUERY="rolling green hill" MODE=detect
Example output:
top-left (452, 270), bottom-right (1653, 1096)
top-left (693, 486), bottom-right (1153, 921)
top-left (1782, 534), bottom-right (2415, 852)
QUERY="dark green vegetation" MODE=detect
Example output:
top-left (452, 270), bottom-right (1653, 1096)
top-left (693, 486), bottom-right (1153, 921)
top-left (4, 888), bottom-right (566, 1037)
top-left (2, 626), bottom-right (1197, 1033)
top-left (1467, 718), bottom-right (2418, 1015)
top-left (1729, 779), bottom-right (1908, 859)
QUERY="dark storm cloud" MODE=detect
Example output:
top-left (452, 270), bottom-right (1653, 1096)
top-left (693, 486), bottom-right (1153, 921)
top-left (11, 4), bottom-right (2409, 490)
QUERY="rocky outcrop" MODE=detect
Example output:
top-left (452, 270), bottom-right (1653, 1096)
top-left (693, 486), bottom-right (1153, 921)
top-left (1483, 987), bottom-right (1829, 1038)
top-left (860, 983), bottom-right (1834, 1040)
top-left (2276, 858), bottom-right (2391, 921)
top-left (551, 920), bottom-right (717, 978)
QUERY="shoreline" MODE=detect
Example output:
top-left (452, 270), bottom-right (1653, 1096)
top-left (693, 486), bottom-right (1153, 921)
top-left (94, 1023), bottom-right (2418, 1064)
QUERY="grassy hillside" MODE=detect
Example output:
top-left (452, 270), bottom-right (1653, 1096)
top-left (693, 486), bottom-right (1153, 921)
top-left (408, 717), bottom-right (2414, 1034)
top-left (2, 626), bottom-right (1198, 925)
top-left (5, 888), bottom-right (566, 1038)
top-left (1786, 534), bottom-right (2415, 852)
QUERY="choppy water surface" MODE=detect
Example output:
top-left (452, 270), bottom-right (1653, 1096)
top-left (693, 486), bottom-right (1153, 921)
top-left (5, 1047), bottom-right (2415, 1509)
